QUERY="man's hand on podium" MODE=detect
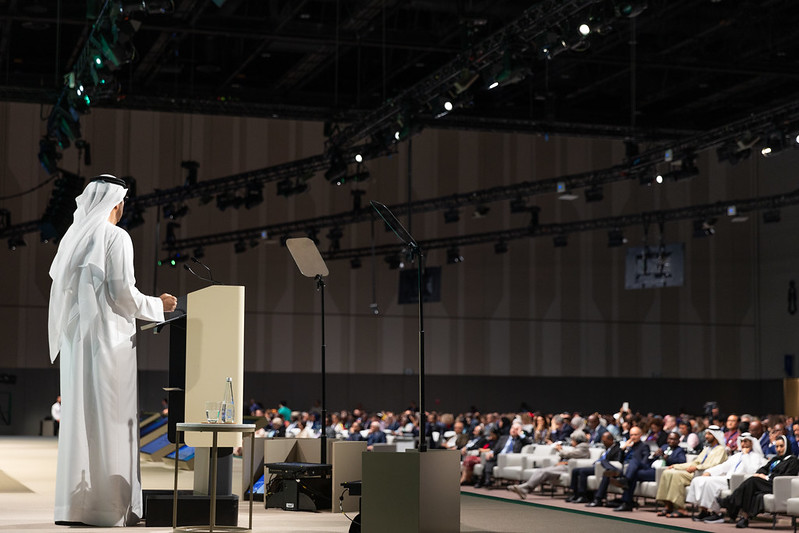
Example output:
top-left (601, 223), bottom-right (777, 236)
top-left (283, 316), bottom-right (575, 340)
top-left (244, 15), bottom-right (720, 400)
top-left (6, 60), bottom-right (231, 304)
top-left (160, 293), bottom-right (178, 312)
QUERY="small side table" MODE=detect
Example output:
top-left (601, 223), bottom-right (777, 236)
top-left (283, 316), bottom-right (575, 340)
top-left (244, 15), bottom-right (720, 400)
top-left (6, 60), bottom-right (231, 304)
top-left (173, 423), bottom-right (256, 533)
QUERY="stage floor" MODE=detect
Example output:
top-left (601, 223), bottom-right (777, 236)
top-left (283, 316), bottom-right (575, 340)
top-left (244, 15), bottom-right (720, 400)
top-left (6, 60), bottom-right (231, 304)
top-left (2, 436), bottom-right (791, 532)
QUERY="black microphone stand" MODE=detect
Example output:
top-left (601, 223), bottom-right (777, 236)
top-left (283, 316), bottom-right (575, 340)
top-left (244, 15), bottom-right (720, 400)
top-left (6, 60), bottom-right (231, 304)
top-left (371, 201), bottom-right (428, 452)
top-left (316, 274), bottom-right (328, 464)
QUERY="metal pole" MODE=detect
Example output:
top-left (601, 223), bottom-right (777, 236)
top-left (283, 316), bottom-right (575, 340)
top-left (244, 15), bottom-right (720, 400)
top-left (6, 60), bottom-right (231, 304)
top-left (318, 275), bottom-right (328, 464)
top-left (417, 248), bottom-right (426, 452)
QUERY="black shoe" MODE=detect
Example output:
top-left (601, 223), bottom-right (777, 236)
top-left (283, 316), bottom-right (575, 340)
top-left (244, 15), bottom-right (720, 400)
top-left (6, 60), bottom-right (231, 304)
top-left (692, 510), bottom-right (710, 522)
top-left (735, 517), bottom-right (749, 529)
top-left (572, 496), bottom-right (589, 504)
top-left (565, 495), bottom-right (576, 503)
top-left (703, 513), bottom-right (726, 524)
top-left (586, 500), bottom-right (604, 507)
top-left (473, 481), bottom-right (482, 489)
top-left (613, 502), bottom-right (634, 512)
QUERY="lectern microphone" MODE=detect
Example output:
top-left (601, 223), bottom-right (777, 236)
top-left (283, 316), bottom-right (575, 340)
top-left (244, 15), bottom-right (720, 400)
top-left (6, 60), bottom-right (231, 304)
top-left (191, 256), bottom-right (216, 282)
top-left (183, 264), bottom-right (216, 285)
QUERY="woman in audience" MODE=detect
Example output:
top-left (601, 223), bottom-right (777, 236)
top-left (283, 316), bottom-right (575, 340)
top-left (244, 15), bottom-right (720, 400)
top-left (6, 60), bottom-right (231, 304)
top-left (687, 433), bottom-right (765, 523)
top-left (720, 435), bottom-right (799, 528)
top-left (531, 415), bottom-right (551, 444)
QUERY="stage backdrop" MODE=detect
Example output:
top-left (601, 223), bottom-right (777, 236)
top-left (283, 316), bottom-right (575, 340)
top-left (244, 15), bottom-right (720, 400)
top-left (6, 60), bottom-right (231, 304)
top-left (1, 102), bottom-right (797, 434)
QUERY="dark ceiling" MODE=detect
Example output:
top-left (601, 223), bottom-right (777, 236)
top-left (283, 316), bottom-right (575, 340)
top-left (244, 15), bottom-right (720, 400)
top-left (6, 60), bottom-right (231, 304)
top-left (2, 0), bottom-right (799, 143)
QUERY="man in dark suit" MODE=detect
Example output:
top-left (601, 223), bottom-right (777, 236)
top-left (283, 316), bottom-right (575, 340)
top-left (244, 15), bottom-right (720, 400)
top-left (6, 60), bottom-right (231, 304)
top-left (566, 432), bottom-right (621, 504)
top-left (587, 425), bottom-right (649, 507)
top-left (613, 431), bottom-right (687, 511)
top-left (585, 414), bottom-right (609, 445)
top-left (475, 421), bottom-right (528, 488)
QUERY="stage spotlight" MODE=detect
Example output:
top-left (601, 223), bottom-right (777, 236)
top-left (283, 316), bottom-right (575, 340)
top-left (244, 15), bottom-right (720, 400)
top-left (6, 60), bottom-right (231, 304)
top-left (325, 152), bottom-right (347, 185)
top-left (7, 236), bottom-right (26, 251)
top-left (38, 137), bottom-right (61, 175)
top-left (166, 222), bottom-right (180, 244)
top-left (234, 240), bottom-right (247, 254)
top-left (446, 247), bottom-right (464, 264)
top-left (355, 153), bottom-right (363, 163)
top-left (494, 240), bottom-right (508, 254)
top-left (693, 218), bottom-right (716, 238)
top-left (327, 227), bottom-right (343, 252)
top-left (163, 203), bottom-right (189, 220)
top-left (193, 246), bottom-right (205, 259)
top-left (119, 205), bottom-right (145, 230)
top-left (655, 174), bottom-right (663, 184)
top-left (578, 23), bottom-right (591, 36)
top-left (616, 1), bottom-right (648, 18)
top-left (760, 131), bottom-right (785, 157)
top-left (0, 209), bottom-right (9, 229)
top-left (444, 207), bottom-right (460, 223)
top-left (350, 257), bottom-right (362, 269)
top-left (444, 101), bottom-right (453, 112)
top-left (369, 302), bottom-right (380, 315)
top-left (385, 254), bottom-right (401, 270)
top-left (553, 235), bottom-right (568, 248)
top-left (473, 205), bottom-right (490, 219)
top-left (244, 184), bottom-right (264, 209)
top-left (607, 229), bottom-right (627, 248)
top-left (182, 160), bottom-right (199, 186)
top-left (528, 206), bottom-right (541, 229)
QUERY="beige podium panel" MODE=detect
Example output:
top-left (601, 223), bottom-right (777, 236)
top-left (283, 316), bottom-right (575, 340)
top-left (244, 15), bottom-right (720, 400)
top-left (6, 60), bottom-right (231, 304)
top-left (331, 441), bottom-right (366, 513)
top-left (785, 378), bottom-right (799, 418)
top-left (362, 449), bottom-right (460, 533)
top-left (184, 285), bottom-right (245, 448)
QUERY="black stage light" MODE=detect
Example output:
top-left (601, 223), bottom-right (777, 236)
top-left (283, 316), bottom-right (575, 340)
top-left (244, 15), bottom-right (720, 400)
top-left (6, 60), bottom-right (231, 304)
top-left (607, 229), bottom-right (627, 248)
top-left (444, 207), bottom-right (460, 223)
top-left (510, 197), bottom-right (527, 213)
top-left (350, 257), bottom-right (362, 269)
top-left (234, 240), bottom-right (247, 254)
top-left (494, 240), bottom-right (508, 254)
top-left (553, 235), bottom-right (568, 248)
top-left (8, 236), bottom-right (27, 251)
top-left (446, 247), bottom-right (464, 264)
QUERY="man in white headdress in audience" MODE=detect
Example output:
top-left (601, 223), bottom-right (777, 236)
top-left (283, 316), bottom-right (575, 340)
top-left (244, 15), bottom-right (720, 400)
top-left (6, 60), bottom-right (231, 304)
top-left (48, 175), bottom-right (177, 527)
top-left (688, 433), bottom-right (765, 524)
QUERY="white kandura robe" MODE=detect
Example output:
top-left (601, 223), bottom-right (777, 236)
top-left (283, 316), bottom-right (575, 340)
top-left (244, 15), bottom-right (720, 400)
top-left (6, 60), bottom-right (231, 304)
top-left (51, 222), bottom-right (163, 526)
top-left (686, 450), bottom-right (766, 512)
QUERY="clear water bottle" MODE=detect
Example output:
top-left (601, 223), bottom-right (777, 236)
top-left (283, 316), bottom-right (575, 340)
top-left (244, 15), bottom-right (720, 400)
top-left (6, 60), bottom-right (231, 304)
top-left (221, 377), bottom-right (234, 423)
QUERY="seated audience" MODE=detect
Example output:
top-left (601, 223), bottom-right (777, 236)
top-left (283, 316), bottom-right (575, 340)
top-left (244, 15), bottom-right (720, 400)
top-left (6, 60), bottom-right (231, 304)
top-left (347, 421), bottom-right (364, 441)
top-left (585, 414), bottom-right (608, 445)
top-left (747, 419), bottom-right (769, 454)
top-left (507, 431), bottom-right (590, 499)
top-left (460, 424), bottom-right (490, 485)
top-left (655, 425), bottom-right (727, 517)
top-left (688, 433), bottom-right (765, 524)
top-left (566, 432), bottom-right (621, 504)
top-left (587, 425), bottom-right (648, 507)
top-left (445, 421), bottom-right (469, 450)
top-left (531, 415), bottom-right (551, 444)
top-left (366, 421), bottom-right (387, 450)
top-left (724, 414), bottom-right (741, 453)
top-left (613, 431), bottom-right (687, 512)
top-left (677, 419), bottom-right (700, 453)
top-left (548, 415), bottom-right (574, 444)
top-left (475, 422), bottom-right (529, 488)
top-left (719, 435), bottom-right (799, 528)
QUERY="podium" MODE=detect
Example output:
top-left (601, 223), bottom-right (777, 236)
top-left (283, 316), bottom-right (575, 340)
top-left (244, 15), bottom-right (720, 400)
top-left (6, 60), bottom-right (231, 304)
top-left (143, 285), bottom-right (245, 526)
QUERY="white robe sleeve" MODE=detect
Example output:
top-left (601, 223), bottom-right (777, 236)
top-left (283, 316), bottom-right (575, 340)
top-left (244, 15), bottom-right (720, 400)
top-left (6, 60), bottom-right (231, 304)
top-left (105, 227), bottom-right (164, 323)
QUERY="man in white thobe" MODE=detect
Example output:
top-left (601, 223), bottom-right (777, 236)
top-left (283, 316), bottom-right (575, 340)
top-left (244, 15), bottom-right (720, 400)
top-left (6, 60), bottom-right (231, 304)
top-left (48, 175), bottom-right (177, 527)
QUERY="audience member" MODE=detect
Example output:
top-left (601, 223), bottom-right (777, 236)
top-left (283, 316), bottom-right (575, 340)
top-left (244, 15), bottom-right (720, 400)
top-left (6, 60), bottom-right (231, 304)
top-left (460, 424), bottom-right (490, 485)
top-left (585, 414), bottom-right (608, 445)
top-left (613, 431), bottom-right (687, 512)
top-left (531, 415), bottom-right (551, 444)
top-left (51, 395), bottom-right (61, 436)
top-left (507, 431), bottom-right (591, 499)
top-left (748, 419), bottom-right (769, 453)
top-left (724, 414), bottom-right (741, 453)
top-left (475, 422), bottom-right (529, 489)
top-left (566, 432), bottom-right (620, 504)
top-left (719, 435), bottom-right (799, 528)
top-left (677, 419), bottom-right (700, 452)
top-left (548, 415), bottom-right (574, 444)
top-left (689, 433), bottom-right (765, 524)
top-left (655, 425), bottom-right (727, 517)
top-left (588, 425), bottom-right (648, 507)
top-left (366, 421), bottom-right (387, 450)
